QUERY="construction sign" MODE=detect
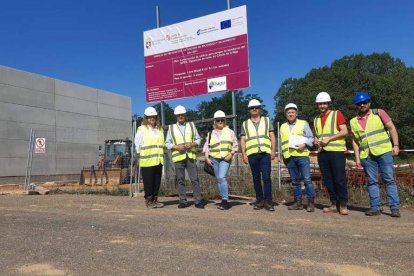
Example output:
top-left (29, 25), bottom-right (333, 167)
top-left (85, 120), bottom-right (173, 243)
top-left (35, 138), bottom-right (46, 153)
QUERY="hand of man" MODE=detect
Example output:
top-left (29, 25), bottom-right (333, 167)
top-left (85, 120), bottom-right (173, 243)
top-left (319, 138), bottom-right (330, 147)
top-left (185, 143), bottom-right (194, 150)
top-left (392, 146), bottom-right (399, 156)
top-left (242, 155), bottom-right (249, 164)
top-left (175, 145), bottom-right (186, 152)
top-left (224, 153), bottom-right (233, 161)
top-left (206, 158), bottom-right (213, 166)
top-left (271, 152), bottom-right (276, 160)
top-left (296, 143), bottom-right (306, 152)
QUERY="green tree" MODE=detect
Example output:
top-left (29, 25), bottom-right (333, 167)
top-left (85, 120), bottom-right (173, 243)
top-left (274, 53), bottom-right (414, 148)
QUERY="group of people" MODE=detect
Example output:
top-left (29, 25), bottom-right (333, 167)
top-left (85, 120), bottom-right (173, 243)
top-left (134, 91), bottom-right (401, 217)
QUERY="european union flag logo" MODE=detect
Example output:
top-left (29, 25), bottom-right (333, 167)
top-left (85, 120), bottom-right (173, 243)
top-left (220, 19), bottom-right (231, 30)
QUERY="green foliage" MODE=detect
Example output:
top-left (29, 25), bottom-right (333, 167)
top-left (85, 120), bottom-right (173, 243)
top-left (274, 53), bottom-right (414, 148)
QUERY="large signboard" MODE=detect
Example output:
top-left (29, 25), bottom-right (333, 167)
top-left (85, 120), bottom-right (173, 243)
top-left (143, 5), bottom-right (250, 102)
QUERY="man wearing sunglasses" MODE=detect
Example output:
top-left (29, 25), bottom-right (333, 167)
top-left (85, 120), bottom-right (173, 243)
top-left (240, 99), bottom-right (276, 211)
top-left (350, 92), bottom-right (401, 217)
top-left (165, 105), bottom-right (203, 209)
top-left (314, 92), bottom-right (349, 215)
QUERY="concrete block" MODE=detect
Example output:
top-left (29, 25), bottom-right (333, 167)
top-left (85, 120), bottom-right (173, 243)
top-left (0, 102), bottom-right (55, 125)
top-left (56, 111), bottom-right (99, 129)
top-left (55, 95), bottom-right (98, 116)
top-left (98, 117), bottom-right (132, 133)
top-left (56, 143), bottom-right (100, 158)
top-left (98, 89), bottom-right (131, 108)
top-left (0, 157), bottom-right (27, 176)
top-left (56, 127), bottom-right (98, 144)
top-left (55, 80), bottom-right (98, 102)
top-left (98, 103), bottom-right (131, 121)
top-left (0, 66), bottom-right (54, 93)
top-left (0, 121), bottom-right (54, 140)
top-left (0, 84), bottom-right (55, 109)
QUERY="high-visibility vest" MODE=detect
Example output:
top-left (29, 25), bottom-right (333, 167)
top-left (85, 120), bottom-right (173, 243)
top-left (314, 111), bottom-right (346, 152)
top-left (242, 117), bottom-right (272, 156)
top-left (280, 119), bottom-right (309, 159)
top-left (138, 125), bottom-right (164, 167)
top-left (350, 112), bottom-right (392, 159)
top-left (168, 122), bottom-right (197, 162)
top-left (208, 126), bottom-right (233, 159)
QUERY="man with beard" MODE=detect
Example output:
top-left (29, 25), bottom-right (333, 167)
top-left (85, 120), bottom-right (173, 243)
top-left (350, 92), bottom-right (401, 217)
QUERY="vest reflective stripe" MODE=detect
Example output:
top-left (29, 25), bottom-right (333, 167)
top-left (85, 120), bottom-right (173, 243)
top-left (350, 113), bottom-right (392, 159)
top-left (208, 127), bottom-right (233, 159)
top-left (243, 117), bottom-right (272, 156)
top-left (139, 125), bottom-right (164, 167)
top-left (314, 111), bottom-right (346, 152)
top-left (169, 122), bottom-right (197, 162)
top-left (280, 120), bottom-right (309, 159)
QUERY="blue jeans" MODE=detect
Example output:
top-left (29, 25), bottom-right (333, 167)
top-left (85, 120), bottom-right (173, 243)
top-left (361, 152), bottom-right (400, 209)
top-left (211, 158), bottom-right (231, 200)
top-left (248, 153), bottom-right (272, 201)
top-left (285, 156), bottom-right (315, 201)
top-left (317, 151), bottom-right (348, 203)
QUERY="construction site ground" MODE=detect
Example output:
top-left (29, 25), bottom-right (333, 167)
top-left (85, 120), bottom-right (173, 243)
top-left (1, 193), bottom-right (413, 276)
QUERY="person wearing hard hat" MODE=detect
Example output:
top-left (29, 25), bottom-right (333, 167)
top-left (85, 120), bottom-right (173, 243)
top-left (314, 92), bottom-right (349, 215)
top-left (134, 106), bottom-right (165, 208)
top-left (281, 103), bottom-right (316, 212)
top-left (204, 110), bottom-right (238, 210)
top-left (350, 92), bottom-right (401, 217)
top-left (165, 105), bottom-right (203, 209)
top-left (240, 99), bottom-right (276, 211)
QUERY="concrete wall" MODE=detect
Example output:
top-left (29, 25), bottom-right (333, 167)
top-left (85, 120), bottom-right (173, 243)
top-left (0, 65), bottom-right (132, 177)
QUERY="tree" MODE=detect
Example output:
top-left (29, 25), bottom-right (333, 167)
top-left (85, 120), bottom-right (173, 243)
top-left (274, 53), bottom-right (414, 148)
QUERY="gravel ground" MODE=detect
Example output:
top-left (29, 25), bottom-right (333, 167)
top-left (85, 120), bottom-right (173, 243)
top-left (0, 194), bottom-right (413, 276)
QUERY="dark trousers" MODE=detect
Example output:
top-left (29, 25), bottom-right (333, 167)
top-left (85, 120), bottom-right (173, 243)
top-left (248, 152), bottom-right (272, 201)
top-left (174, 158), bottom-right (201, 204)
top-left (141, 164), bottom-right (163, 199)
top-left (317, 151), bottom-right (348, 203)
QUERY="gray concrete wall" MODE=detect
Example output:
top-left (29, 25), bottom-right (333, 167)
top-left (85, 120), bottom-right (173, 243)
top-left (0, 65), bottom-right (132, 177)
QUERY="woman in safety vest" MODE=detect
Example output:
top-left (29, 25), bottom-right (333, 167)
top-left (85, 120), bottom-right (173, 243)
top-left (203, 110), bottom-right (238, 210)
top-left (134, 106), bottom-right (165, 208)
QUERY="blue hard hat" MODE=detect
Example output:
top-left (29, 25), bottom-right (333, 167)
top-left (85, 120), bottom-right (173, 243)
top-left (354, 91), bottom-right (371, 104)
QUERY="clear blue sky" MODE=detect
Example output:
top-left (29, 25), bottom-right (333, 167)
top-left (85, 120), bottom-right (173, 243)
top-left (1, 0), bottom-right (413, 117)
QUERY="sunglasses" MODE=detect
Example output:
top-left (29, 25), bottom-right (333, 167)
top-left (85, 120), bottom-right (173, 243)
top-left (176, 114), bottom-right (185, 117)
top-left (249, 106), bottom-right (261, 110)
top-left (356, 101), bottom-right (370, 106)
top-left (215, 119), bottom-right (225, 123)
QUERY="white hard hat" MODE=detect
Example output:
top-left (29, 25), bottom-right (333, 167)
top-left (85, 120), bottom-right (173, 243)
top-left (144, 106), bottom-right (157, 116)
top-left (214, 110), bottom-right (226, 119)
top-left (174, 105), bottom-right (186, 115)
top-left (284, 103), bottom-right (298, 112)
top-left (248, 99), bottom-right (262, 108)
top-left (315, 92), bottom-right (331, 103)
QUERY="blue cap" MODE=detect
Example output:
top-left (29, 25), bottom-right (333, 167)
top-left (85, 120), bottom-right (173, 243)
top-left (354, 91), bottom-right (371, 104)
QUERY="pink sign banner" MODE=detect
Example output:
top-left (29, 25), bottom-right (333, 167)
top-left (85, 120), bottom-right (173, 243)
top-left (143, 6), bottom-right (250, 103)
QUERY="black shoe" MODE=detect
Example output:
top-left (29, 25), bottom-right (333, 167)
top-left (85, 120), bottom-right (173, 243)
top-left (194, 202), bottom-right (204, 209)
top-left (365, 208), bottom-right (381, 216)
top-left (264, 200), bottom-right (275, 211)
top-left (217, 200), bottom-right (229, 210)
top-left (391, 208), bottom-right (401, 217)
top-left (253, 200), bottom-right (264, 210)
top-left (178, 202), bottom-right (188, 209)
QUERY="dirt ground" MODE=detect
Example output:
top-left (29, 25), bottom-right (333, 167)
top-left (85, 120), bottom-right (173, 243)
top-left (0, 193), bottom-right (413, 276)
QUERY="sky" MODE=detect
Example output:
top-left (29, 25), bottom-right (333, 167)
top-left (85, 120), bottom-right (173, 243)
top-left (1, 0), bottom-right (413, 117)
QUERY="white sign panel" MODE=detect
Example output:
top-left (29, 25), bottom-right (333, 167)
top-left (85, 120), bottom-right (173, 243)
top-left (35, 138), bottom-right (46, 153)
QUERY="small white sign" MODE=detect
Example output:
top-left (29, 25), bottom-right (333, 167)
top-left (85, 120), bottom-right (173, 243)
top-left (35, 138), bottom-right (46, 153)
top-left (207, 76), bottom-right (227, 93)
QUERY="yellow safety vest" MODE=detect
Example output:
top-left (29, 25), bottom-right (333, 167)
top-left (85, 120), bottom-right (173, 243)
top-left (168, 122), bottom-right (197, 162)
top-left (138, 125), bottom-right (164, 167)
top-left (208, 126), bottom-right (233, 159)
top-left (243, 117), bottom-right (272, 156)
top-left (280, 119), bottom-right (309, 159)
top-left (350, 112), bottom-right (392, 159)
top-left (314, 111), bottom-right (346, 152)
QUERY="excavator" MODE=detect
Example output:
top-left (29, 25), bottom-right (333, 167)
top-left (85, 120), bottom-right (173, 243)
top-left (80, 139), bottom-right (134, 186)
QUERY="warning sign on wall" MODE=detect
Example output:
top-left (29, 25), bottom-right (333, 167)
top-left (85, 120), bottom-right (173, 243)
top-left (35, 138), bottom-right (46, 153)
